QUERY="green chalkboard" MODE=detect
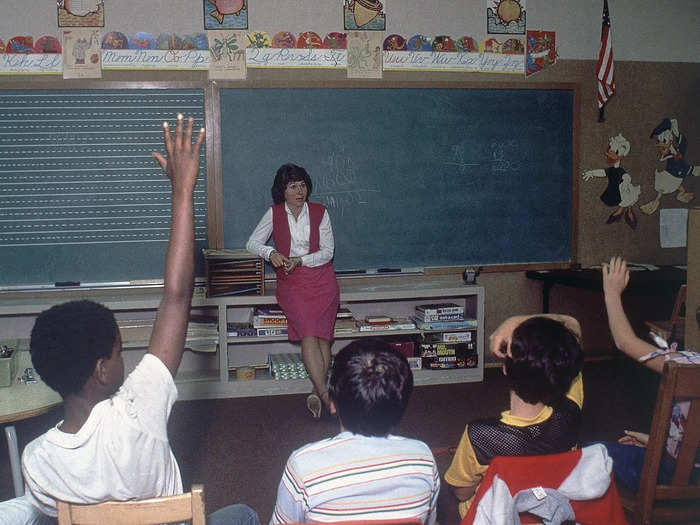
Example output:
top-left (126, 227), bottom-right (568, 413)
top-left (0, 86), bottom-right (208, 287)
top-left (219, 84), bottom-right (576, 271)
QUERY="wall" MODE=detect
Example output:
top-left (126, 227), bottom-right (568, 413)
top-left (1, 1), bottom-right (698, 359)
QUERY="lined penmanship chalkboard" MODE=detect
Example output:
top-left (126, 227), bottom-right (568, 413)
top-left (0, 85), bottom-right (208, 287)
top-left (218, 83), bottom-right (577, 272)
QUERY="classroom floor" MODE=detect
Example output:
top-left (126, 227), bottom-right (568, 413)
top-left (0, 358), bottom-right (659, 525)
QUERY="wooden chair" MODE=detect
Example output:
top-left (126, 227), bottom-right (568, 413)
top-left (618, 362), bottom-right (700, 525)
top-left (645, 284), bottom-right (686, 346)
top-left (56, 484), bottom-right (205, 525)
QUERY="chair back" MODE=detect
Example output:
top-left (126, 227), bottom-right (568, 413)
top-left (645, 284), bottom-right (687, 345)
top-left (461, 444), bottom-right (628, 525)
top-left (56, 484), bottom-right (205, 525)
top-left (628, 361), bottom-right (700, 525)
top-left (287, 520), bottom-right (422, 525)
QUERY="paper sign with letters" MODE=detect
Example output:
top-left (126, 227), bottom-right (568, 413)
top-left (208, 30), bottom-right (247, 80)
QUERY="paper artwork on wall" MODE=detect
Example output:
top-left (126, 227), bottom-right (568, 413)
top-left (525, 30), bottom-right (556, 76)
top-left (208, 30), bottom-right (246, 80)
top-left (344, 0), bottom-right (386, 31)
top-left (487, 0), bottom-right (525, 35)
top-left (62, 28), bottom-right (102, 79)
top-left (641, 118), bottom-right (699, 215)
top-left (57, 0), bottom-right (104, 27)
top-left (346, 31), bottom-right (382, 78)
top-left (204, 0), bottom-right (248, 30)
top-left (659, 208), bottom-right (689, 248)
top-left (582, 133), bottom-right (640, 229)
top-left (481, 38), bottom-right (524, 54)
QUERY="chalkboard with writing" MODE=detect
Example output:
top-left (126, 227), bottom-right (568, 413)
top-left (0, 86), bottom-right (208, 287)
top-left (219, 84), bottom-right (576, 271)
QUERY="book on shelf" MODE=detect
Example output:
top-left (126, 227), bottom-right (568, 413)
top-left (365, 315), bottom-right (393, 324)
top-left (252, 316), bottom-right (288, 328)
top-left (413, 311), bottom-right (465, 322)
top-left (337, 306), bottom-right (354, 318)
top-left (423, 330), bottom-right (475, 343)
top-left (256, 326), bottom-right (288, 337)
top-left (334, 317), bottom-right (358, 334)
top-left (358, 318), bottom-right (416, 332)
top-left (413, 318), bottom-right (477, 331)
top-left (253, 305), bottom-right (286, 317)
top-left (227, 322), bottom-right (257, 337)
top-left (415, 302), bottom-right (464, 316)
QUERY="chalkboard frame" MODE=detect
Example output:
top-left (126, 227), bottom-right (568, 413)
top-left (207, 80), bottom-right (580, 273)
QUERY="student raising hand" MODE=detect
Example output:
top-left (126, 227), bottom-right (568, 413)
top-left (151, 114), bottom-right (205, 196)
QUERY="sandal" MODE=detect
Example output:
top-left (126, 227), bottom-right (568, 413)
top-left (306, 393), bottom-right (322, 419)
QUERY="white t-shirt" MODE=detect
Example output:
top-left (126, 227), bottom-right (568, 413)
top-left (21, 354), bottom-right (182, 517)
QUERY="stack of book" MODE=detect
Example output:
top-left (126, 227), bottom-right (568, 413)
top-left (358, 315), bottom-right (416, 332)
top-left (117, 316), bottom-right (219, 352)
top-left (334, 306), bottom-right (358, 335)
top-left (227, 321), bottom-right (257, 338)
top-left (203, 248), bottom-right (265, 297)
top-left (413, 302), bottom-right (476, 331)
top-left (253, 306), bottom-right (288, 337)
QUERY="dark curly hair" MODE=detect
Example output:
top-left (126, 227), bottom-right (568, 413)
top-left (30, 300), bottom-right (118, 398)
top-left (270, 163), bottom-right (313, 205)
top-left (504, 317), bottom-right (582, 405)
top-left (329, 339), bottom-right (413, 437)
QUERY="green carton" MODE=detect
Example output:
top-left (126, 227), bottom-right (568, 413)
top-left (0, 341), bottom-right (19, 387)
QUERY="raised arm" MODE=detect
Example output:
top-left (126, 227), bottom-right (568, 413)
top-left (489, 314), bottom-right (581, 358)
top-left (602, 256), bottom-right (663, 373)
top-left (148, 114), bottom-right (205, 376)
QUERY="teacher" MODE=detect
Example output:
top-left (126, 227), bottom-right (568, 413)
top-left (246, 164), bottom-right (340, 420)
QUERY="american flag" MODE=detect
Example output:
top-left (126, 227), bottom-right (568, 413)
top-left (596, 0), bottom-right (614, 121)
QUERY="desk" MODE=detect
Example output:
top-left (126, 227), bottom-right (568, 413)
top-left (526, 266), bottom-right (687, 313)
top-left (0, 344), bottom-right (61, 497)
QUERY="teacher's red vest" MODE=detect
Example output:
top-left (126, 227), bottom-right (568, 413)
top-left (271, 202), bottom-right (325, 257)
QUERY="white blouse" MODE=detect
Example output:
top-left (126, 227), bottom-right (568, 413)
top-left (246, 202), bottom-right (335, 268)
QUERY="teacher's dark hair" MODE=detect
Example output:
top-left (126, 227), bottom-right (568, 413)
top-left (504, 317), bottom-right (582, 406)
top-left (329, 338), bottom-right (413, 437)
top-left (271, 163), bottom-right (313, 205)
top-left (30, 300), bottom-right (118, 398)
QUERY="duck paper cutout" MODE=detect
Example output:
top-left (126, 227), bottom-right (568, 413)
top-left (641, 118), bottom-right (698, 214)
top-left (583, 133), bottom-right (640, 229)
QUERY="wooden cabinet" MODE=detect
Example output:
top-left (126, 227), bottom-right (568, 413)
top-left (0, 277), bottom-right (484, 401)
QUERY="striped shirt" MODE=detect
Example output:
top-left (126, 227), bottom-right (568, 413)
top-left (270, 431), bottom-right (440, 525)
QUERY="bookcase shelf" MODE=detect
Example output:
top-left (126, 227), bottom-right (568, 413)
top-left (0, 277), bottom-right (484, 400)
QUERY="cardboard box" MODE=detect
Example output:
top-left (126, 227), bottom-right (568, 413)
top-left (0, 342), bottom-right (18, 387)
top-left (419, 341), bottom-right (477, 369)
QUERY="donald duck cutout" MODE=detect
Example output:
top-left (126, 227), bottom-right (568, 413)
top-left (583, 133), bottom-right (640, 229)
top-left (640, 118), bottom-right (698, 214)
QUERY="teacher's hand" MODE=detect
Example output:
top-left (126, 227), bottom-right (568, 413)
top-left (270, 251), bottom-right (287, 269)
top-left (283, 256), bottom-right (302, 274)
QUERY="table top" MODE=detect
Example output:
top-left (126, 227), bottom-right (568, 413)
top-left (0, 344), bottom-right (61, 425)
top-left (526, 266), bottom-right (687, 294)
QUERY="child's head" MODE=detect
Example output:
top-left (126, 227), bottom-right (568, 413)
top-left (504, 317), bottom-right (582, 405)
top-left (30, 300), bottom-right (121, 398)
top-left (329, 339), bottom-right (413, 437)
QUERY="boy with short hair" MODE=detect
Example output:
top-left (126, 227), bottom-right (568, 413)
top-left (445, 315), bottom-right (583, 518)
top-left (270, 338), bottom-right (440, 525)
top-left (18, 115), bottom-right (258, 525)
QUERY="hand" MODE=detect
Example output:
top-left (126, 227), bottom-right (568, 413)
top-left (151, 114), bottom-right (205, 195)
top-left (489, 315), bottom-right (528, 358)
top-left (602, 256), bottom-right (630, 299)
top-left (618, 430), bottom-right (649, 448)
top-left (269, 251), bottom-right (286, 269)
top-left (283, 256), bottom-right (302, 274)
top-left (582, 171), bottom-right (594, 181)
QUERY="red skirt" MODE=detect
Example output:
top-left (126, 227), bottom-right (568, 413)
top-left (276, 263), bottom-right (339, 341)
